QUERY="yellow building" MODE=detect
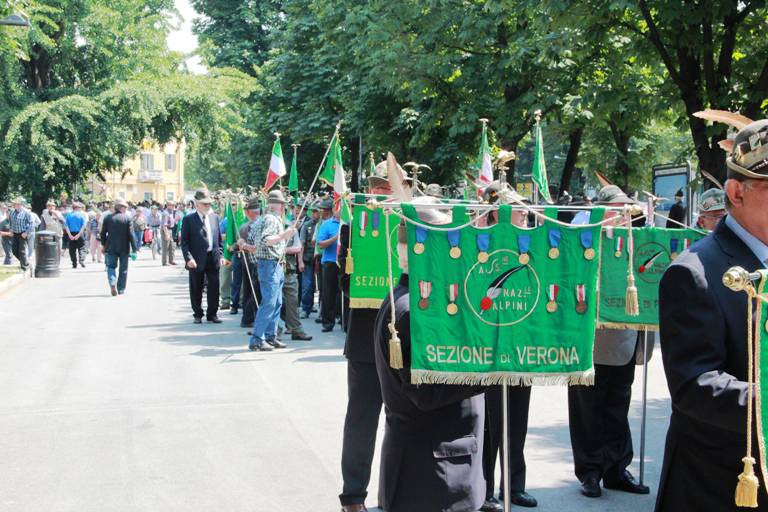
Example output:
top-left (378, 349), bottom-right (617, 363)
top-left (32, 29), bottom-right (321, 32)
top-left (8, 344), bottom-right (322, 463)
top-left (89, 140), bottom-right (186, 204)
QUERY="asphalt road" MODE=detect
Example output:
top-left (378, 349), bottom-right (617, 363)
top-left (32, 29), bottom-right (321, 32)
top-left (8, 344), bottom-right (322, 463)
top-left (0, 252), bottom-right (670, 511)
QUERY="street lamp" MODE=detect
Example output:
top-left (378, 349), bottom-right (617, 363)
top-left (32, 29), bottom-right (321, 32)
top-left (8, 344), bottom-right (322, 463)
top-left (0, 14), bottom-right (30, 27)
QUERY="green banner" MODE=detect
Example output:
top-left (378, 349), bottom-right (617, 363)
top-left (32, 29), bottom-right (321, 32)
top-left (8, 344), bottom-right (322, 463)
top-left (597, 227), bottom-right (706, 330)
top-left (755, 271), bottom-right (768, 494)
top-left (348, 195), bottom-right (401, 309)
top-left (404, 204), bottom-right (604, 385)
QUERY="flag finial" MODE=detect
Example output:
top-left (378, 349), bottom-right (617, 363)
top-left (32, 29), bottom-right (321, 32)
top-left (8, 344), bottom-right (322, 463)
top-left (274, 131), bottom-right (281, 139)
top-left (534, 110), bottom-right (542, 122)
top-left (479, 118), bottom-right (489, 126)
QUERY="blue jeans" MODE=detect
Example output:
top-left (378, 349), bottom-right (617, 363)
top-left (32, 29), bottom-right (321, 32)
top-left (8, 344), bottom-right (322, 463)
top-left (105, 252), bottom-right (130, 292)
top-left (301, 263), bottom-right (315, 314)
top-left (249, 259), bottom-right (284, 346)
top-left (230, 253), bottom-right (243, 308)
top-left (133, 231), bottom-right (143, 251)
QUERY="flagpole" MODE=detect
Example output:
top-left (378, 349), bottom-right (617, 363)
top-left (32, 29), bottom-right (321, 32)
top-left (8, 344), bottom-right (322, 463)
top-left (291, 143), bottom-right (300, 198)
top-left (532, 111), bottom-right (542, 207)
top-left (479, 118), bottom-right (489, 185)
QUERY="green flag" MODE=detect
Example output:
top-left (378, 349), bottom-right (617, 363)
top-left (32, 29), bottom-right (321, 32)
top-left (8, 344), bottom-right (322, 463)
top-left (476, 124), bottom-right (493, 185)
top-left (319, 134), bottom-right (341, 187)
top-left (532, 120), bottom-right (552, 203)
top-left (223, 198), bottom-right (246, 261)
top-left (288, 147), bottom-right (299, 195)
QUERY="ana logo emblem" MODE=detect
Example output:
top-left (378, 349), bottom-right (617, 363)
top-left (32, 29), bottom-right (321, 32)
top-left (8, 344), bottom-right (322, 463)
top-left (635, 242), bottom-right (670, 285)
top-left (463, 249), bottom-right (541, 327)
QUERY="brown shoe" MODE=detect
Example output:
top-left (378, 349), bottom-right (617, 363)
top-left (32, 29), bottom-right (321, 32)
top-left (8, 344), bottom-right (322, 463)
top-left (341, 506), bottom-right (367, 512)
top-left (292, 332), bottom-right (313, 341)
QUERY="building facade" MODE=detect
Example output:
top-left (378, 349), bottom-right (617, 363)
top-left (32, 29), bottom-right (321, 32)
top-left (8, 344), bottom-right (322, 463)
top-left (89, 140), bottom-right (186, 204)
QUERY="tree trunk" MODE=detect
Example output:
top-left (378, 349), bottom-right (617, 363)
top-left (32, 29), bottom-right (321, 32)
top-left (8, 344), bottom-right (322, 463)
top-left (558, 127), bottom-right (583, 198)
top-left (608, 120), bottom-right (631, 189)
top-left (349, 134), bottom-right (360, 193)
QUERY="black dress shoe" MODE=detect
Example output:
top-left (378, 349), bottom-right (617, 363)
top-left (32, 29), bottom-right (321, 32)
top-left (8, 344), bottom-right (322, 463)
top-left (509, 491), bottom-right (538, 508)
top-left (229, 306), bottom-right (238, 315)
top-left (322, 325), bottom-right (333, 332)
top-left (207, 316), bottom-right (223, 324)
top-left (240, 323), bottom-right (253, 328)
top-left (265, 337), bottom-right (287, 349)
top-left (314, 318), bottom-right (323, 324)
top-left (292, 332), bottom-right (313, 341)
top-left (580, 476), bottom-right (602, 498)
top-left (193, 317), bottom-right (202, 324)
top-left (479, 496), bottom-right (503, 512)
top-left (603, 470), bottom-right (650, 495)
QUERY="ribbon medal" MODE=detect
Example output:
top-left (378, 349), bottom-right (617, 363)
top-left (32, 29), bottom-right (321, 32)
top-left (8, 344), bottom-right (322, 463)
top-left (413, 226), bottom-right (427, 255)
top-left (477, 233), bottom-right (490, 263)
top-left (418, 281), bottom-right (432, 310)
top-left (447, 284), bottom-right (459, 315)
top-left (548, 229), bottom-right (561, 259)
top-left (575, 284), bottom-right (587, 314)
top-left (546, 284), bottom-right (559, 313)
top-left (448, 230), bottom-right (462, 259)
top-left (670, 239), bottom-right (680, 260)
top-left (683, 238), bottom-right (691, 251)
top-left (614, 236), bottom-right (624, 258)
top-left (581, 230), bottom-right (595, 260)
top-left (518, 234), bottom-right (531, 264)
top-left (371, 211), bottom-right (381, 237)
top-left (359, 211), bottom-right (368, 238)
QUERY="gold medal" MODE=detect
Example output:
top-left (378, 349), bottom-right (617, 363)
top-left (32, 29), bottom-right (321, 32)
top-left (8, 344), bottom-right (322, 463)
top-left (372, 229), bottom-right (379, 237)
top-left (418, 298), bottom-right (429, 310)
top-left (548, 247), bottom-right (560, 259)
top-left (546, 301), bottom-right (557, 313)
top-left (413, 242), bottom-right (425, 255)
top-left (446, 303), bottom-right (458, 315)
top-left (359, 229), bottom-right (366, 238)
top-left (477, 251), bottom-right (489, 263)
top-left (671, 252), bottom-right (678, 260)
top-left (576, 301), bottom-right (587, 314)
top-left (518, 253), bottom-right (530, 265)
top-left (584, 248), bottom-right (596, 261)
top-left (614, 250), bottom-right (622, 258)
top-left (765, 319), bottom-right (768, 333)
top-left (450, 246), bottom-right (462, 259)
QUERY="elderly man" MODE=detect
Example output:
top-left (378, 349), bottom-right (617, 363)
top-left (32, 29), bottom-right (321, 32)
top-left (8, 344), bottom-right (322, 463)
top-left (64, 201), bottom-right (88, 268)
top-left (160, 201), bottom-right (178, 266)
top-left (656, 119), bottom-right (768, 511)
top-left (41, 200), bottom-right (64, 246)
top-left (569, 184), bottom-right (649, 499)
top-left (9, 197), bottom-right (34, 271)
top-left (238, 200), bottom-right (262, 328)
top-left (666, 189), bottom-right (687, 228)
top-left (241, 190), bottom-right (296, 351)
top-left (100, 198), bottom-right (137, 296)
top-left (695, 188), bottom-right (726, 231)
top-left (0, 203), bottom-right (13, 265)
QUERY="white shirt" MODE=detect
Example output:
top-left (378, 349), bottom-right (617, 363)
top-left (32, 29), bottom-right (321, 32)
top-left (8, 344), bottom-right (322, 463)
top-left (198, 211), bottom-right (213, 252)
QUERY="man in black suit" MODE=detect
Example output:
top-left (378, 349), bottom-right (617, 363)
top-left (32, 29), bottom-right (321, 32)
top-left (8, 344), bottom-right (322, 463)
top-left (181, 189), bottom-right (224, 324)
top-left (100, 198), bottom-right (137, 296)
top-left (665, 189), bottom-right (686, 228)
top-left (374, 198), bottom-right (487, 512)
top-left (656, 118), bottom-right (768, 511)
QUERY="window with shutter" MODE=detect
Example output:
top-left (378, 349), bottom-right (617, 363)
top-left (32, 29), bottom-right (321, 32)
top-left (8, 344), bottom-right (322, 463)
top-left (166, 154), bottom-right (176, 171)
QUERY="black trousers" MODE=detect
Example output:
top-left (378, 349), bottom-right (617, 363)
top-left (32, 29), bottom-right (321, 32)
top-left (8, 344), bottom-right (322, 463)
top-left (568, 357), bottom-right (636, 483)
top-left (188, 252), bottom-right (220, 320)
top-left (482, 385), bottom-right (531, 497)
top-left (321, 261), bottom-right (339, 328)
top-left (339, 360), bottom-right (383, 506)
top-left (68, 236), bottom-right (86, 266)
top-left (11, 233), bottom-right (29, 269)
top-left (241, 257), bottom-right (261, 326)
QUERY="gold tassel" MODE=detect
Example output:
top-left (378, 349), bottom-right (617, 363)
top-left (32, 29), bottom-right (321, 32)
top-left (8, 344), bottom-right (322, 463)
top-left (388, 323), bottom-right (403, 369)
top-left (735, 457), bottom-right (760, 508)
top-left (625, 274), bottom-right (640, 316)
top-left (345, 247), bottom-right (354, 275)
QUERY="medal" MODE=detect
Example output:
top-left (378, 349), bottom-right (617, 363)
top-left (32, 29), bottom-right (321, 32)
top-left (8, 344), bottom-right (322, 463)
top-left (548, 229), bottom-right (561, 260)
top-left (359, 211), bottom-right (367, 238)
top-left (546, 284), bottom-right (559, 313)
top-left (670, 239), bottom-right (679, 260)
top-left (413, 226), bottom-right (427, 255)
top-left (683, 238), bottom-right (691, 251)
top-left (371, 211), bottom-right (381, 237)
top-left (477, 233), bottom-right (490, 263)
top-left (765, 319), bottom-right (768, 334)
top-left (518, 234), bottom-right (531, 265)
top-left (448, 230), bottom-right (462, 259)
top-left (418, 280), bottom-right (432, 310)
top-left (581, 230), bottom-right (595, 260)
top-left (447, 284), bottom-right (459, 315)
top-left (575, 284), bottom-right (587, 314)
top-left (614, 236), bottom-right (624, 258)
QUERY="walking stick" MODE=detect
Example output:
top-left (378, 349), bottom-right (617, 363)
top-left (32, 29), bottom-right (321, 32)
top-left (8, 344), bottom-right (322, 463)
top-left (502, 384), bottom-right (511, 512)
top-left (639, 329), bottom-right (649, 485)
top-left (240, 251), bottom-right (260, 309)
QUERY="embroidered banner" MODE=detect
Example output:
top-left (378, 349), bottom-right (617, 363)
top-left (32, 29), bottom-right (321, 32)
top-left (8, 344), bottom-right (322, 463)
top-left (597, 226), bottom-right (706, 330)
top-left (404, 204), bottom-right (604, 385)
top-left (348, 195), bottom-right (401, 308)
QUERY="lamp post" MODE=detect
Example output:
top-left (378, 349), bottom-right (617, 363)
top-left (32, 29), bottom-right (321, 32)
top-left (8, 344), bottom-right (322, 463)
top-left (0, 14), bottom-right (30, 27)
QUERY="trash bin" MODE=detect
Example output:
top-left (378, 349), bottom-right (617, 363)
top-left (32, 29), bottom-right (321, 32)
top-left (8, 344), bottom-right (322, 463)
top-left (34, 230), bottom-right (60, 278)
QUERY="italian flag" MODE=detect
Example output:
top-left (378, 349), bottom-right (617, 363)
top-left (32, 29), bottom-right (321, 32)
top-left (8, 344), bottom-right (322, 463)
top-left (264, 137), bottom-right (286, 192)
top-left (320, 133), bottom-right (350, 222)
top-left (477, 123), bottom-right (494, 184)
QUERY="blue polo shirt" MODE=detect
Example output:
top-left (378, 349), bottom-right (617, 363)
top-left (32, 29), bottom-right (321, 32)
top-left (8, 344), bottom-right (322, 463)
top-left (65, 211), bottom-right (87, 233)
top-left (317, 217), bottom-right (340, 264)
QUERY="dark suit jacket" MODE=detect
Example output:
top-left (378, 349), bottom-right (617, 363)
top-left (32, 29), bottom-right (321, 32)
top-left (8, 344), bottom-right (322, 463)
top-left (665, 201), bottom-right (686, 228)
top-left (339, 223), bottom-right (378, 363)
top-left (180, 211), bottom-right (222, 272)
top-left (656, 218), bottom-right (767, 511)
top-left (374, 274), bottom-right (487, 512)
top-left (100, 212), bottom-right (136, 255)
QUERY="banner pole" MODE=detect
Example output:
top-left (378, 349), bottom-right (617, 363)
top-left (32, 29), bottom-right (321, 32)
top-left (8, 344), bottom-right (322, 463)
top-left (639, 328), bottom-right (649, 485)
top-left (240, 251), bottom-right (260, 309)
top-left (502, 384), bottom-right (511, 512)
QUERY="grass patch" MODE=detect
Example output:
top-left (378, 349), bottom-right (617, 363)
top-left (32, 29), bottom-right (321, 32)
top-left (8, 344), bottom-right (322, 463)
top-left (0, 269), bottom-right (20, 283)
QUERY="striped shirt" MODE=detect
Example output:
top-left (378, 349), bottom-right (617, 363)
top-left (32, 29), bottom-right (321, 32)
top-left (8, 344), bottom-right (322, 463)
top-left (247, 213), bottom-right (285, 261)
top-left (9, 208), bottom-right (33, 234)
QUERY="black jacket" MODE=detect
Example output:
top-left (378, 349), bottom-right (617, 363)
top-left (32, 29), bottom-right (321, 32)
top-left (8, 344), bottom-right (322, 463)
top-left (374, 274), bottom-right (487, 512)
top-left (100, 212), bottom-right (136, 255)
top-left (656, 218), bottom-right (768, 511)
top-left (180, 211), bottom-right (222, 272)
top-left (665, 201), bottom-right (686, 228)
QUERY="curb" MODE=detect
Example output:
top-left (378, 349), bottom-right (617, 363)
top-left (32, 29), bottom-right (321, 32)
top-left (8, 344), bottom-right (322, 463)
top-left (0, 268), bottom-right (29, 296)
